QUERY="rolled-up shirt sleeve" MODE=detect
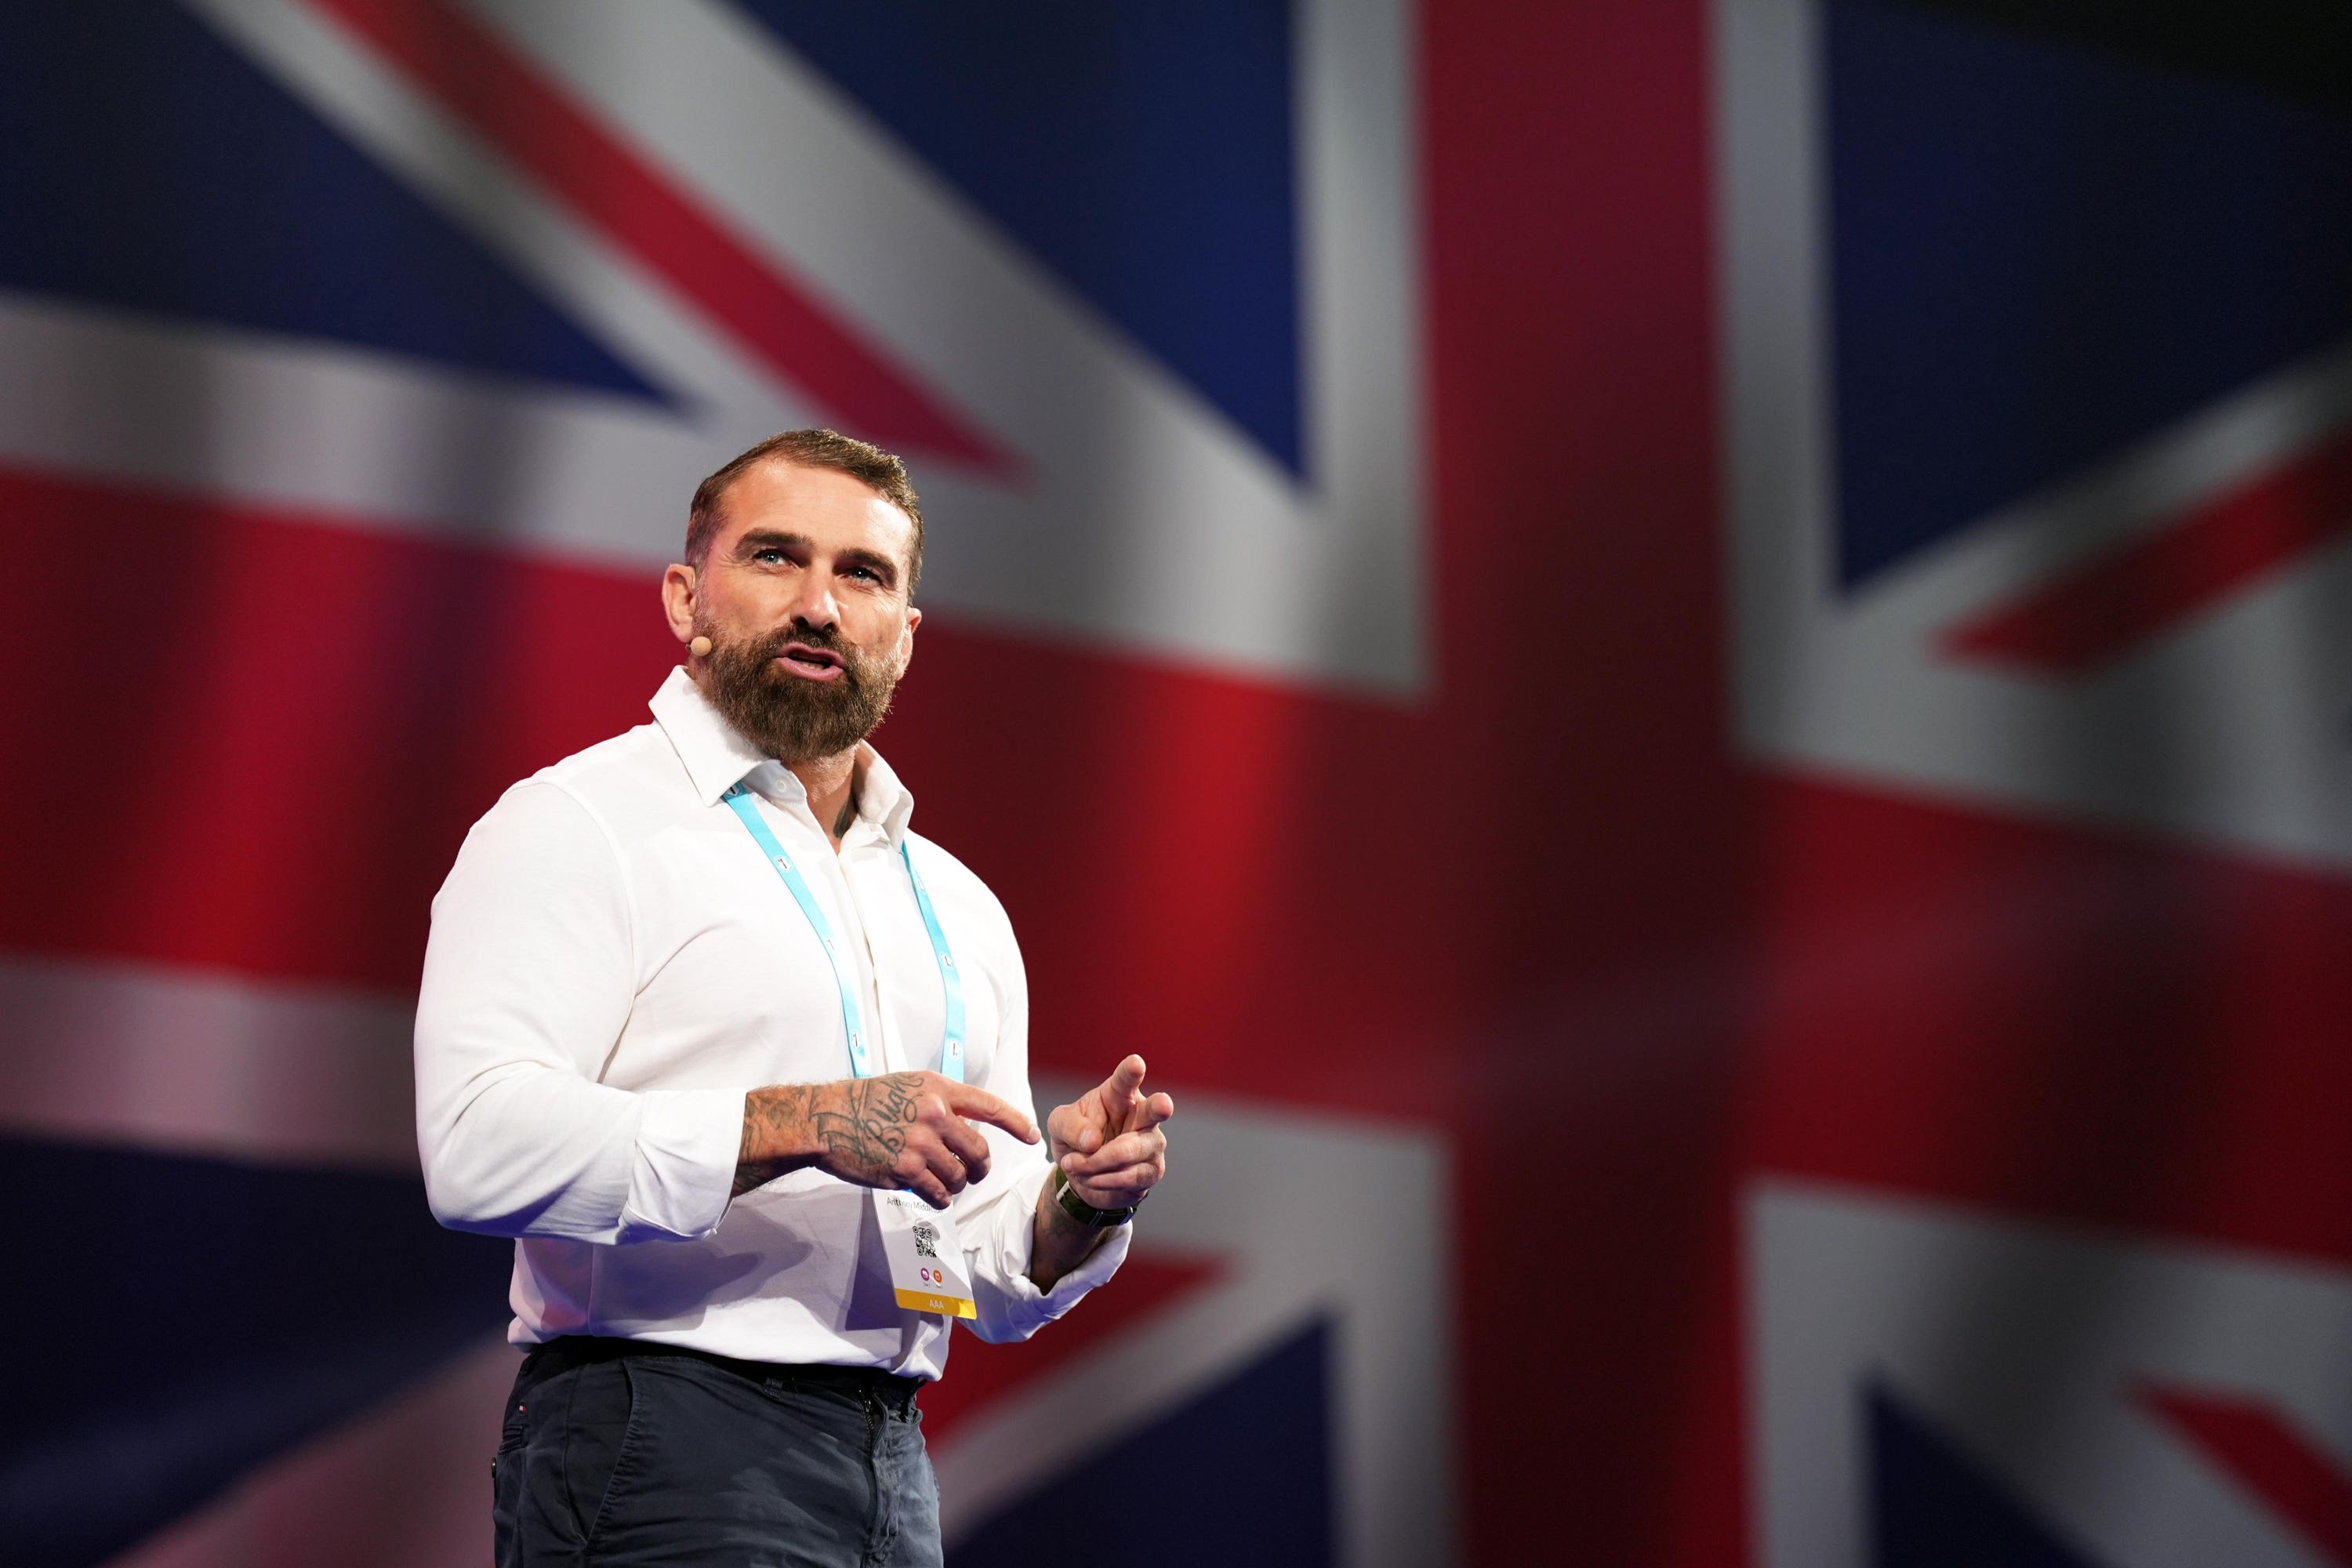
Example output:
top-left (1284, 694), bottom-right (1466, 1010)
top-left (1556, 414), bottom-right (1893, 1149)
top-left (943, 928), bottom-right (1128, 1344)
top-left (958, 1153), bottom-right (1131, 1344)
top-left (415, 780), bottom-right (743, 1244)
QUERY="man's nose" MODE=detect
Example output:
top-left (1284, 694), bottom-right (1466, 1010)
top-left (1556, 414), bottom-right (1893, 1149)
top-left (789, 567), bottom-right (840, 631)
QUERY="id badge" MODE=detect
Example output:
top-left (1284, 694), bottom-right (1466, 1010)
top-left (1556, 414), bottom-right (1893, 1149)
top-left (874, 1192), bottom-right (977, 1319)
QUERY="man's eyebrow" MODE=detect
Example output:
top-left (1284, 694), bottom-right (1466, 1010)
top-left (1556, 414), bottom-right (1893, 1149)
top-left (731, 528), bottom-right (810, 557)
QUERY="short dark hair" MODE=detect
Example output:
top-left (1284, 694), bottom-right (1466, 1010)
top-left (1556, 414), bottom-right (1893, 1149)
top-left (684, 429), bottom-right (925, 591)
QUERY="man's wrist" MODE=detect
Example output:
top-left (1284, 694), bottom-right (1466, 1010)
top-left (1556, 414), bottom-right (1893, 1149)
top-left (1029, 1163), bottom-right (1112, 1290)
top-left (733, 1083), bottom-right (827, 1196)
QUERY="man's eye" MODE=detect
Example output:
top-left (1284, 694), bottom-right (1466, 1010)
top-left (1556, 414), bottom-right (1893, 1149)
top-left (753, 548), bottom-right (785, 564)
top-left (847, 565), bottom-right (877, 581)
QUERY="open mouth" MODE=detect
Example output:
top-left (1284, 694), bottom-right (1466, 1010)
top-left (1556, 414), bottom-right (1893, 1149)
top-left (775, 642), bottom-right (845, 679)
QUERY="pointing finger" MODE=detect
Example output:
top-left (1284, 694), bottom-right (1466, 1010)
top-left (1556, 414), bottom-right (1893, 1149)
top-left (1105, 1054), bottom-right (1146, 1102)
top-left (1129, 1091), bottom-right (1174, 1134)
top-left (946, 1083), bottom-right (1038, 1144)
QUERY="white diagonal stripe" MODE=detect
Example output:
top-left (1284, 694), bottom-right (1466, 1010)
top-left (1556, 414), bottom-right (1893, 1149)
top-left (0, 949), bottom-right (418, 1172)
top-left (168, 0), bottom-right (1427, 691)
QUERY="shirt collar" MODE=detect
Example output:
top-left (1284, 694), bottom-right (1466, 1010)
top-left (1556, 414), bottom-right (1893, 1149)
top-left (648, 666), bottom-right (916, 845)
top-left (851, 746), bottom-right (916, 846)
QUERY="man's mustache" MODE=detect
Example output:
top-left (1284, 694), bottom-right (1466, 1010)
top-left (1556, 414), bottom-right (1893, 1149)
top-left (721, 623), bottom-right (869, 691)
top-left (746, 623), bottom-right (844, 656)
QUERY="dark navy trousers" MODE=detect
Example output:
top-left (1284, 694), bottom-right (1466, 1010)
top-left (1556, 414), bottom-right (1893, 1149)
top-left (492, 1338), bottom-right (943, 1568)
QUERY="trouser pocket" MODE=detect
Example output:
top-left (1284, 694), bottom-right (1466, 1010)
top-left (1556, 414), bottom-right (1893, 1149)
top-left (495, 1359), bottom-right (637, 1568)
top-left (573, 1360), bottom-right (642, 1552)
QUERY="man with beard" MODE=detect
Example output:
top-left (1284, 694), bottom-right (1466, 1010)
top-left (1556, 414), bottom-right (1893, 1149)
top-left (414, 429), bottom-right (1173, 1568)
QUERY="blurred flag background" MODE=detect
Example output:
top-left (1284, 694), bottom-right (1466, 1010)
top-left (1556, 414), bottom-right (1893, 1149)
top-left (7, 2), bottom-right (2352, 1566)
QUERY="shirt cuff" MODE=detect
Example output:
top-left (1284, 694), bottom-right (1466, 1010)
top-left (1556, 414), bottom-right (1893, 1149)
top-left (616, 1086), bottom-right (746, 1243)
top-left (965, 1160), bottom-right (1133, 1344)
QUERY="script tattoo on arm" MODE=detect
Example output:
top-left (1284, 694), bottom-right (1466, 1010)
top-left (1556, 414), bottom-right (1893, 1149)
top-left (808, 1073), bottom-right (923, 1174)
top-left (731, 1073), bottom-right (932, 1197)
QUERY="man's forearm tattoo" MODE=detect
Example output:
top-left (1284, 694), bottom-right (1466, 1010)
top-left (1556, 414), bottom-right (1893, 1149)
top-left (811, 1073), bottom-right (922, 1171)
top-left (1028, 1171), bottom-right (1106, 1290)
top-left (733, 1073), bottom-right (930, 1197)
top-left (734, 1083), bottom-right (815, 1196)
top-left (1041, 1189), bottom-right (1094, 1243)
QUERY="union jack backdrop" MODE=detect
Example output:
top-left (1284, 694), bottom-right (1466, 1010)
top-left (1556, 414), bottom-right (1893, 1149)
top-left (5, 2), bottom-right (2352, 1566)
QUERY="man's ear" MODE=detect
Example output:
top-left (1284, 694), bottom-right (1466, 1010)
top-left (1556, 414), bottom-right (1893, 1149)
top-left (898, 604), bottom-right (921, 670)
top-left (662, 563), bottom-right (699, 644)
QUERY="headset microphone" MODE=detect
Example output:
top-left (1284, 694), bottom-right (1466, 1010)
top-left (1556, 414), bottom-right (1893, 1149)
top-left (689, 636), bottom-right (713, 659)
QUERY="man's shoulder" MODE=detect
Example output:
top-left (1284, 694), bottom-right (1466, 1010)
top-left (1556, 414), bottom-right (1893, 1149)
top-left (435, 723), bottom-right (693, 909)
top-left (539, 720), bottom-right (674, 789)
top-left (495, 722), bottom-right (691, 835)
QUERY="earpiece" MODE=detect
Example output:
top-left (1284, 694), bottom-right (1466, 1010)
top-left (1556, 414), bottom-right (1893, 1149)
top-left (689, 635), bottom-right (713, 659)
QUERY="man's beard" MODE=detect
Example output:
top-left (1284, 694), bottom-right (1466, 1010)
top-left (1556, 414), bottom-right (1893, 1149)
top-left (698, 619), bottom-right (900, 764)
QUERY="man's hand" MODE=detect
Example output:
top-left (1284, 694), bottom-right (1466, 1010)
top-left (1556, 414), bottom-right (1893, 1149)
top-left (1047, 1054), bottom-right (1174, 1211)
top-left (735, 1072), bottom-right (1040, 1207)
top-left (1028, 1055), bottom-right (1174, 1290)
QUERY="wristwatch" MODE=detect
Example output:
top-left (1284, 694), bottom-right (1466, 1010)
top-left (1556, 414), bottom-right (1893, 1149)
top-left (1052, 1166), bottom-right (1138, 1228)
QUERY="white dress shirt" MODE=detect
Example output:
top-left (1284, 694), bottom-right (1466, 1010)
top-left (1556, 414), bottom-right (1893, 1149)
top-left (414, 666), bottom-right (1126, 1377)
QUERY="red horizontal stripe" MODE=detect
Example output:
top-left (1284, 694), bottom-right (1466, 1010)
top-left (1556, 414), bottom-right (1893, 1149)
top-left (1737, 772), bottom-right (2352, 1268)
top-left (0, 465), bottom-right (1472, 1119)
top-left (306, 0), bottom-right (1014, 474)
top-left (0, 468), bottom-right (677, 996)
top-left (1943, 426), bottom-right (2352, 675)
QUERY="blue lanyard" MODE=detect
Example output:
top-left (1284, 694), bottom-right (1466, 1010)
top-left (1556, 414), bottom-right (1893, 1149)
top-left (722, 782), bottom-right (966, 1083)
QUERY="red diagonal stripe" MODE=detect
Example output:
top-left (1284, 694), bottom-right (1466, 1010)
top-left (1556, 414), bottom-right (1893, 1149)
top-left (2140, 1385), bottom-right (2352, 1566)
top-left (306, 0), bottom-right (1013, 473)
top-left (1941, 426), bottom-right (2352, 676)
top-left (915, 1251), bottom-right (1224, 1441)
